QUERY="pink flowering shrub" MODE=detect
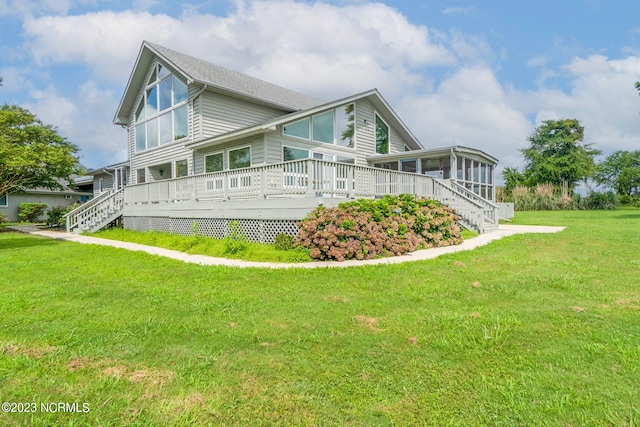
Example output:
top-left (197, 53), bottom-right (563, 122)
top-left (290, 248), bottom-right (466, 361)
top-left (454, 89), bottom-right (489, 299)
top-left (295, 194), bottom-right (462, 261)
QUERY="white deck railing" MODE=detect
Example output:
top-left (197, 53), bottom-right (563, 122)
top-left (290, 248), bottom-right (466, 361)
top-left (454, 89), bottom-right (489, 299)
top-left (122, 159), bottom-right (497, 232)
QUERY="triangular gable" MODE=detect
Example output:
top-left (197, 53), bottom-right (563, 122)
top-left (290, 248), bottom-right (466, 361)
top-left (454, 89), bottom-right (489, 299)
top-left (114, 41), bottom-right (323, 125)
top-left (186, 89), bottom-right (424, 151)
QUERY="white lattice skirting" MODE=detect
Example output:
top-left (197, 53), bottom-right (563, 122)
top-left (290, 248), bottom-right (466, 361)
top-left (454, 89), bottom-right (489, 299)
top-left (123, 216), bottom-right (300, 243)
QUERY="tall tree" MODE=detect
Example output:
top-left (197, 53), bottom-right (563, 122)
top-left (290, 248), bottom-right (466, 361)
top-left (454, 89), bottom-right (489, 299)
top-left (594, 150), bottom-right (640, 196)
top-left (521, 119), bottom-right (600, 192)
top-left (0, 104), bottom-right (79, 196)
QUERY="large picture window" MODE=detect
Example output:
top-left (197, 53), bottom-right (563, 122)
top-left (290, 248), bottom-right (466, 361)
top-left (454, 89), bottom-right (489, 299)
top-left (283, 104), bottom-right (355, 148)
top-left (135, 64), bottom-right (189, 152)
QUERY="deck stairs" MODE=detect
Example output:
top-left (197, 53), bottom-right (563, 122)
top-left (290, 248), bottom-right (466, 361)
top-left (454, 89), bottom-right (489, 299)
top-left (65, 188), bottom-right (124, 233)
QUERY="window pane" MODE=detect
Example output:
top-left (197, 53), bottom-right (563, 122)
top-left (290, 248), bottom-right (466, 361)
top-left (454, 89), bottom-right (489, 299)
top-left (159, 112), bottom-right (172, 145)
top-left (148, 68), bottom-right (157, 85)
top-left (137, 168), bottom-right (146, 184)
top-left (401, 160), bottom-right (417, 173)
top-left (173, 105), bottom-right (188, 140)
top-left (159, 78), bottom-right (172, 111)
top-left (176, 160), bottom-right (188, 177)
top-left (312, 110), bottom-right (334, 143)
top-left (135, 100), bottom-right (145, 122)
top-left (147, 117), bottom-right (158, 148)
top-left (0, 194), bottom-right (7, 206)
top-left (283, 118), bottom-right (309, 139)
top-left (336, 104), bottom-right (354, 148)
top-left (283, 146), bottom-right (308, 161)
top-left (375, 115), bottom-right (389, 154)
top-left (158, 64), bottom-right (169, 79)
top-left (146, 86), bottom-right (158, 117)
top-left (229, 147), bottom-right (251, 169)
top-left (135, 123), bottom-right (146, 152)
top-left (205, 153), bottom-right (223, 173)
top-left (336, 156), bottom-right (355, 164)
top-left (173, 77), bottom-right (187, 104)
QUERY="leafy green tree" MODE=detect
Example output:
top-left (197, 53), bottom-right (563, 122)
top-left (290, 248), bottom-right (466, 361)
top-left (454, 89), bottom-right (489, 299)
top-left (594, 150), bottom-right (640, 196)
top-left (521, 119), bottom-right (600, 192)
top-left (0, 104), bottom-right (79, 196)
top-left (501, 166), bottom-right (526, 194)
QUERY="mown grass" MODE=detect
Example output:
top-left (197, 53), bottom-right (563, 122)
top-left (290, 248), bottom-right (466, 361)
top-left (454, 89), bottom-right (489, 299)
top-left (89, 228), bottom-right (313, 263)
top-left (89, 228), bottom-right (479, 263)
top-left (0, 209), bottom-right (639, 426)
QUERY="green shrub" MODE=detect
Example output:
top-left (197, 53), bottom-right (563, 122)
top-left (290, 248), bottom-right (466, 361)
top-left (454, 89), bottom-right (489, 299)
top-left (46, 203), bottom-right (80, 228)
top-left (223, 220), bottom-right (248, 254)
top-left (274, 233), bottom-right (294, 251)
top-left (296, 194), bottom-right (462, 261)
top-left (584, 191), bottom-right (618, 210)
top-left (18, 203), bottom-right (48, 223)
top-left (0, 211), bottom-right (9, 224)
top-left (618, 195), bottom-right (640, 207)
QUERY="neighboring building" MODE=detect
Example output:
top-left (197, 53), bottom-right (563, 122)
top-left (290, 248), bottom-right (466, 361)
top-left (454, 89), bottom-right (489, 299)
top-left (68, 41), bottom-right (499, 239)
top-left (1, 176), bottom-right (93, 222)
top-left (88, 161), bottom-right (130, 196)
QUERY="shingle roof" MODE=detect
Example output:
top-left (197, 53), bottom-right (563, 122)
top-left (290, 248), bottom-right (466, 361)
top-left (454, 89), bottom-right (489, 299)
top-left (146, 42), bottom-right (323, 111)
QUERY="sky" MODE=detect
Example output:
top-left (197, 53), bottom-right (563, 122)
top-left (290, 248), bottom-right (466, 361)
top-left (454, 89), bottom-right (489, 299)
top-left (1, 0), bottom-right (640, 177)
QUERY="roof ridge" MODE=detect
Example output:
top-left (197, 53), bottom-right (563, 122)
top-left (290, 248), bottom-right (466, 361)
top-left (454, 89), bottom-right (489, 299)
top-left (144, 41), bottom-right (324, 111)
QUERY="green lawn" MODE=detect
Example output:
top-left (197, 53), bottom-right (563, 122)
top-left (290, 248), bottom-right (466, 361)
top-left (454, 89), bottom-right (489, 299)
top-left (0, 210), bottom-right (639, 426)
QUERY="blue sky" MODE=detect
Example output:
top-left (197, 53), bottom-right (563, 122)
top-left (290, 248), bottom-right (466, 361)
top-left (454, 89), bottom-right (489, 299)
top-left (1, 0), bottom-right (639, 175)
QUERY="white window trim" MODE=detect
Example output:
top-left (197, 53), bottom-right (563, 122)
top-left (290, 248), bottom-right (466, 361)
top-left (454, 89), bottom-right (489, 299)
top-left (0, 194), bottom-right (7, 207)
top-left (374, 112), bottom-right (390, 155)
top-left (204, 151), bottom-right (225, 173)
top-left (228, 145), bottom-right (252, 170)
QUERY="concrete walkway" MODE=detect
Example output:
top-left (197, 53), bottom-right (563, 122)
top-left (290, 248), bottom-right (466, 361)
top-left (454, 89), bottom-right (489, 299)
top-left (7, 224), bottom-right (565, 269)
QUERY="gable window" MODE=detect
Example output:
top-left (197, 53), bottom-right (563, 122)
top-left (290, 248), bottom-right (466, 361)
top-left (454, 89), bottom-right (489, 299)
top-left (205, 152), bottom-right (223, 173)
top-left (283, 118), bottom-right (310, 139)
top-left (283, 103), bottom-right (355, 148)
top-left (375, 114), bottom-right (389, 154)
top-left (229, 147), bottom-right (251, 169)
top-left (135, 63), bottom-right (189, 152)
top-left (0, 194), bottom-right (7, 207)
top-left (312, 110), bottom-right (334, 143)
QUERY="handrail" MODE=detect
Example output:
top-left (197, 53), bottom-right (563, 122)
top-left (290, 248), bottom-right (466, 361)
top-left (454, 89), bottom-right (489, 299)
top-left (66, 188), bottom-right (124, 233)
top-left (449, 181), bottom-right (498, 208)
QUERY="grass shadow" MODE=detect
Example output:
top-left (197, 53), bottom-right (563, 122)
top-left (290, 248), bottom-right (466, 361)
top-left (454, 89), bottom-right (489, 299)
top-left (0, 234), bottom-right (60, 250)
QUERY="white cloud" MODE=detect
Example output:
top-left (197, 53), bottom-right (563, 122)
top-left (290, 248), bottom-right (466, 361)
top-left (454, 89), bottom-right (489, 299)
top-left (24, 81), bottom-right (126, 168)
top-left (22, 1), bottom-right (455, 98)
top-left (528, 55), bottom-right (640, 157)
top-left (398, 66), bottom-right (533, 173)
top-left (442, 6), bottom-right (475, 15)
top-left (14, 0), bottom-right (640, 178)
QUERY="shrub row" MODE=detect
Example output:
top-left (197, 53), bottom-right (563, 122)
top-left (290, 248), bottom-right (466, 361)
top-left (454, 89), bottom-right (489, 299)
top-left (503, 185), bottom-right (619, 211)
top-left (295, 194), bottom-right (462, 261)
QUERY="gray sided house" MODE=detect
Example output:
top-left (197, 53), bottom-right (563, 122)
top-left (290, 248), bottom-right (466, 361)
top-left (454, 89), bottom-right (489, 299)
top-left (67, 41), bottom-right (500, 240)
top-left (1, 176), bottom-right (93, 222)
